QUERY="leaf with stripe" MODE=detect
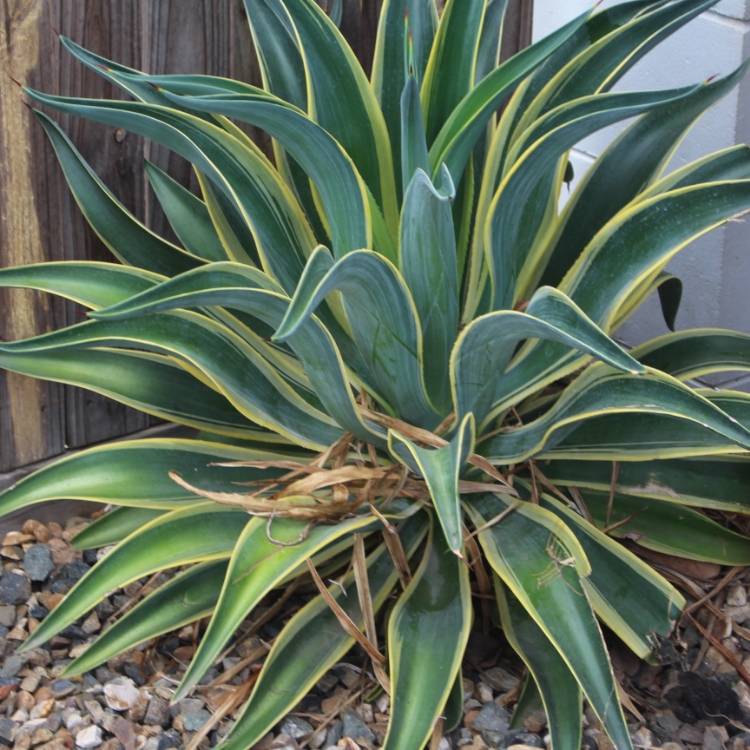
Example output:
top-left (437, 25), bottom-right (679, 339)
top-left (389, 414), bottom-right (474, 554)
top-left (482, 366), bottom-right (750, 465)
top-left (540, 456), bottom-right (750, 514)
top-left (467, 494), bottom-right (632, 750)
top-left (25, 89), bottom-right (314, 294)
top-left (65, 562), bottom-right (227, 676)
top-left (21, 504), bottom-right (247, 652)
top-left (275, 248), bottom-right (440, 427)
top-left (452, 287), bottom-right (643, 428)
top-left (0, 438), bottom-right (287, 518)
top-left (496, 581), bottom-right (583, 750)
top-left (144, 160), bottom-right (228, 261)
top-left (399, 166), bottom-right (458, 410)
top-left (580, 491), bottom-right (750, 565)
top-left (218, 515), bottom-right (427, 750)
top-left (382, 520), bottom-right (472, 750)
top-left (174, 507), bottom-right (408, 700)
top-left (71, 508), bottom-right (166, 550)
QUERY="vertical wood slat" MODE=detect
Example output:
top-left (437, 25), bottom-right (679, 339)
top-left (0, 0), bottom-right (532, 474)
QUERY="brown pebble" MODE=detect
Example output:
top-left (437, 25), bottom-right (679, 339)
top-left (16, 690), bottom-right (35, 711)
top-left (0, 545), bottom-right (23, 560)
top-left (2, 531), bottom-right (33, 546)
top-left (22, 520), bottom-right (50, 543)
top-left (30, 697), bottom-right (55, 719)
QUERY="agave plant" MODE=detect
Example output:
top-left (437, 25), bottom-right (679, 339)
top-left (3, 0), bottom-right (750, 747)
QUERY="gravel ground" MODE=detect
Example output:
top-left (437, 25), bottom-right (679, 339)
top-left (1, 513), bottom-right (750, 749)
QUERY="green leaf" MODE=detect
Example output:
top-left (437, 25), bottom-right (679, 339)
top-left (420, 0), bottom-right (487, 142)
top-left (429, 9), bottom-right (591, 184)
top-left (634, 328), bottom-right (750, 380)
top-left (539, 493), bottom-right (683, 658)
top-left (490, 85), bottom-right (696, 309)
top-left (275, 248), bottom-right (440, 427)
top-left (399, 166), bottom-right (458, 410)
top-left (33, 111), bottom-right (202, 276)
top-left (25, 89), bottom-right (315, 294)
top-left (452, 287), bottom-right (643, 427)
top-left (144, 160), bottom-right (228, 261)
top-left (175, 507), bottom-right (406, 700)
top-left (0, 348), bottom-right (262, 439)
top-left (475, 0), bottom-right (509, 83)
top-left (496, 581), bottom-right (583, 750)
top-left (389, 414), bottom-right (474, 554)
top-left (540, 456), bottom-right (750, 514)
top-left (400, 76), bottom-right (431, 190)
top-left (542, 63), bottom-right (748, 288)
top-left (71, 508), bottom-right (166, 550)
top-left (218, 515), bottom-right (427, 750)
top-left (21, 504), bottom-right (247, 652)
top-left (482, 365), bottom-right (750, 465)
top-left (92, 261), bottom-right (385, 446)
top-left (0, 261), bottom-right (160, 309)
top-left (0, 438), bottom-right (287, 518)
top-left (581, 490), bottom-right (750, 565)
top-left (467, 494), bottom-right (632, 750)
top-left (0, 311), bottom-right (341, 449)
top-left (154, 87), bottom-right (376, 259)
top-left (383, 520), bottom-right (472, 750)
top-left (65, 562), bottom-right (227, 676)
top-left (280, 0), bottom-right (399, 229)
top-left (372, 0), bottom-right (437, 194)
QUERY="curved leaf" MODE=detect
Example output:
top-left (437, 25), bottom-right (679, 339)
top-left (175, 507), bottom-right (405, 700)
top-left (382, 520), bottom-right (472, 750)
top-left (581, 490), bottom-right (750, 565)
top-left (399, 166), bottom-right (458, 409)
top-left (0, 438), bottom-right (286, 518)
top-left (71, 507), bottom-right (166, 550)
top-left (21, 504), bottom-right (247, 652)
top-left (496, 581), bottom-right (583, 750)
top-left (34, 111), bottom-right (202, 275)
top-left (144, 160), bottom-right (228, 261)
top-left (275, 248), bottom-right (440, 427)
top-left (388, 414), bottom-right (474, 554)
top-left (65, 562), bottom-right (227, 676)
top-left (452, 287), bottom-right (643, 427)
top-left (467, 494), bottom-right (632, 750)
top-left (218, 515), bottom-right (426, 750)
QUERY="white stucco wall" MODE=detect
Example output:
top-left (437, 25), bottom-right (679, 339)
top-left (534, 1), bottom-right (750, 389)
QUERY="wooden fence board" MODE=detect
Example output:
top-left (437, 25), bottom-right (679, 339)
top-left (0, 0), bottom-right (532, 475)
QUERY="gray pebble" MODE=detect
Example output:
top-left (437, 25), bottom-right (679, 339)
top-left (280, 716), bottom-right (313, 739)
top-left (0, 571), bottom-right (31, 605)
top-left (0, 718), bottom-right (17, 747)
top-left (342, 710), bottom-right (375, 744)
top-left (23, 544), bottom-right (54, 582)
top-left (51, 678), bottom-right (77, 698)
top-left (0, 654), bottom-right (24, 679)
top-left (473, 702), bottom-right (510, 747)
top-left (144, 696), bottom-right (171, 727)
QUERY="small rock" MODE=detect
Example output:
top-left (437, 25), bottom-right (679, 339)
top-left (178, 699), bottom-right (211, 732)
top-left (75, 725), bottom-right (103, 749)
top-left (281, 716), bottom-right (314, 739)
top-left (0, 571), bottom-right (31, 605)
top-left (703, 725), bottom-right (729, 750)
top-left (631, 726), bottom-right (653, 748)
top-left (144, 696), bottom-right (170, 727)
top-left (103, 677), bottom-right (140, 711)
top-left (157, 730), bottom-right (182, 750)
top-left (0, 654), bottom-right (23, 678)
top-left (23, 545), bottom-right (54, 582)
top-left (109, 715), bottom-right (136, 750)
top-left (81, 612), bottom-right (100, 634)
top-left (728, 585), bottom-right (748, 607)
top-left (0, 718), bottom-right (17, 747)
top-left (0, 604), bottom-right (16, 627)
top-left (342, 710), bottom-right (375, 744)
top-left (483, 667), bottom-right (518, 693)
top-left (30, 698), bottom-right (55, 719)
top-left (51, 679), bottom-right (76, 698)
top-left (472, 702), bottom-right (510, 747)
top-left (326, 720), bottom-right (343, 746)
top-left (502, 732), bottom-right (544, 749)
